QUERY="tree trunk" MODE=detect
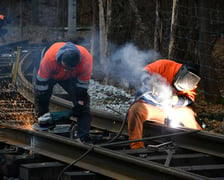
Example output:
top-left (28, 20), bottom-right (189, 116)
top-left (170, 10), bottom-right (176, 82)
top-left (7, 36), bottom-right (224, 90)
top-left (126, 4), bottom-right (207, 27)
top-left (98, 0), bottom-right (112, 80)
top-left (197, 0), bottom-right (221, 103)
top-left (91, 0), bottom-right (100, 79)
top-left (154, 0), bottom-right (162, 52)
top-left (129, 0), bottom-right (149, 49)
top-left (20, 0), bottom-right (23, 40)
top-left (68, 0), bottom-right (77, 40)
top-left (168, 0), bottom-right (178, 59)
top-left (31, 0), bottom-right (39, 24)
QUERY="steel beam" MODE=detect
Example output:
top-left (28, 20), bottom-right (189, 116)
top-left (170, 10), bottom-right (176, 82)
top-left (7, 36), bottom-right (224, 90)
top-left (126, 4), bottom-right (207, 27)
top-left (0, 126), bottom-right (207, 180)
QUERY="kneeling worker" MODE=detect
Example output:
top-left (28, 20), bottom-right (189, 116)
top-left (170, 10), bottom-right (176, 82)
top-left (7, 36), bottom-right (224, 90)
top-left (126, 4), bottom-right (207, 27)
top-left (128, 59), bottom-right (202, 149)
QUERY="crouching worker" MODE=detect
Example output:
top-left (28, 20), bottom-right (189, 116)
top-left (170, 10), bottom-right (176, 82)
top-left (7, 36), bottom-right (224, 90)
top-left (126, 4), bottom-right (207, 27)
top-left (33, 42), bottom-right (93, 142)
top-left (128, 59), bottom-right (202, 149)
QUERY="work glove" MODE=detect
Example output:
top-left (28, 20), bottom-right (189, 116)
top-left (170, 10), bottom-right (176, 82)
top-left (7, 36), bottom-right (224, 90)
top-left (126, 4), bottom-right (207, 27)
top-left (171, 95), bottom-right (179, 107)
top-left (38, 112), bottom-right (55, 129)
top-left (171, 95), bottom-right (193, 107)
top-left (72, 103), bottom-right (84, 117)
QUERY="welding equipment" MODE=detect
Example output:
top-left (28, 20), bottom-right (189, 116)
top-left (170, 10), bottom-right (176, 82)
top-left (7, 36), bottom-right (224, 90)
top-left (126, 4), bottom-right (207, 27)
top-left (164, 116), bottom-right (184, 128)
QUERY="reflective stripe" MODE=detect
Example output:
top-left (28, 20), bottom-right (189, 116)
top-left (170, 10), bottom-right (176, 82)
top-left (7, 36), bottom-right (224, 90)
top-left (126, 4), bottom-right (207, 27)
top-left (36, 84), bottom-right (49, 91)
top-left (76, 82), bottom-right (88, 89)
top-left (36, 74), bottom-right (49, 91)
top-left (37, 74), bottom-right (49, 82)
top-left (76, 78), bottom-right (89, 88)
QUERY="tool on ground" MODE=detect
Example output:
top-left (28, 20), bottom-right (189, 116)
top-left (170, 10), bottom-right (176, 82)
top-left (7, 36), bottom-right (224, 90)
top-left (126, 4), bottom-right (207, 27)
top-left (32, 110), bottom-right (72, 131)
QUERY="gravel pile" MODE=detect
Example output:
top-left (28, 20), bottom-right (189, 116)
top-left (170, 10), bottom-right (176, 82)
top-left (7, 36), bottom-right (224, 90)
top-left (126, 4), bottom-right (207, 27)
top-left (88, 79), bottom-right (135, 115)
top-left (53, 79), bottom-right (135, 116)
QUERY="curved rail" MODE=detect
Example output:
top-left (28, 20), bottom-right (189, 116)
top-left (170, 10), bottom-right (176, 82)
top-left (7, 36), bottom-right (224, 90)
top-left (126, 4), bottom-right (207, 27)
top-left (0, 124), bottom-right (207, 180)
top-left (5, 48), bottom-right (224, 179)
top-left (16, 51), bottom-right (224, 158)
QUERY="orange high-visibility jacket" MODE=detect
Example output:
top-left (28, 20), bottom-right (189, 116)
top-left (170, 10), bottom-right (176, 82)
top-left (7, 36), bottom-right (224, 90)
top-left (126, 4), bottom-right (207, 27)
top-left (38, 42), bottom-right (93, 83)
top-left (144, 59), bottom-right (197, 102)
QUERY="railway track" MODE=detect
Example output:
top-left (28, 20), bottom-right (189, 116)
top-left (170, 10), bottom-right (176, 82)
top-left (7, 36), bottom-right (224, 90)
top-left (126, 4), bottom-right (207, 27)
top-left (0, 42), bottom-right (224, 179)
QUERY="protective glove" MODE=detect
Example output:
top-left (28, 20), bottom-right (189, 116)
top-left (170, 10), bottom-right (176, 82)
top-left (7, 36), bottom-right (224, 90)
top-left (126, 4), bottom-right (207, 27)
top-left (171, 95), bottom-right (193, 107)
top-left (38, 112), bottom-right (55, 128)
top-left (72, 103), bottom-right (84, 117)
top-left (171, 95), bottom-right (179, 107)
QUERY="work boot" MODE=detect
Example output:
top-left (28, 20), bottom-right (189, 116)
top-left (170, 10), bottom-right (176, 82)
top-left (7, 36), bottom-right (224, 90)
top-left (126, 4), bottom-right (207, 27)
top-left (74, 135), bottom-right (93, 144)
top-left (81, 134), bottom-right (93, 144)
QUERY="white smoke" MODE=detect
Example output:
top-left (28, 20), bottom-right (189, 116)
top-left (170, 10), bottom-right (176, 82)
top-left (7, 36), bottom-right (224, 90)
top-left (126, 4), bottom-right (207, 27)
top-left (148, 73), bottom-right (173, 106)
top-left (110, 43), bottom-right (175, 111)
top-left (109, 43), bottom-right (162, 87)
top-left (111, 43), bottom-right (161, 72)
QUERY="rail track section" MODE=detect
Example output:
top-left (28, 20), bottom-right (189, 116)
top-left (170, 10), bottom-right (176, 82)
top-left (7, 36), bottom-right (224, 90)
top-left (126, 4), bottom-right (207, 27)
top-left (1, 124), bottom-right (224, 180)
top-left (0, 43), bottom-right (224, 179)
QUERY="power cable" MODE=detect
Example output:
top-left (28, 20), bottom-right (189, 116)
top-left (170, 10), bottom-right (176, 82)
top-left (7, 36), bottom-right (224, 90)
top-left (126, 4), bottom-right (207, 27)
top-left (103, 105), bottom-right (128, 144)
top-left (56, 128), bottom-right (200, 179)
top-left (98, 129), bottom-right (200, 148)
top-left (57, 144), bottom-right (95, 180)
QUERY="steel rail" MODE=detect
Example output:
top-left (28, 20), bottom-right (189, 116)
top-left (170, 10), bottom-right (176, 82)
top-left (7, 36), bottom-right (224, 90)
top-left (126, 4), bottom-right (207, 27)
top-left (0, 45), bottom-right (223, 179)
top-left (17, 51), bottom-right (224, 158)
top-left (0, 124), bottom-right (208, 180)
top-left (144, 123), bottom-right (224, 158)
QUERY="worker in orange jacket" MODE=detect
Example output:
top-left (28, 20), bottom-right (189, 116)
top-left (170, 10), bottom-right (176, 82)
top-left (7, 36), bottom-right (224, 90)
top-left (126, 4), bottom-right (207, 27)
top-left (0, 14), bottom-right (7, 42)
top-left (128, 59), bottom-right (202, 149)
top-left (33, 42), bottom-right (93, 142)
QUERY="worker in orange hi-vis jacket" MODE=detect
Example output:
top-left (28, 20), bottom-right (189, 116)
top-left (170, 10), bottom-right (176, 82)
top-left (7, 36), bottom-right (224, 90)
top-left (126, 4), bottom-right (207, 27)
top-left (33, 42), bottom-right (93, 143)
top-left (128, 59), bottom-right (202, 149)
top-left (0, 15), bottom-right (4, 20)
top-left (0, 14), bottom-right (7, 42)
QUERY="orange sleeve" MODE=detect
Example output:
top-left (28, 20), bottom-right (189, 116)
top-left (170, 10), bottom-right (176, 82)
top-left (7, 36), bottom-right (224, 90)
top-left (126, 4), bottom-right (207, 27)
top-left (76, 45), bottom-right (93, 81)
top-left (144, 59), bottom-right (182, 84)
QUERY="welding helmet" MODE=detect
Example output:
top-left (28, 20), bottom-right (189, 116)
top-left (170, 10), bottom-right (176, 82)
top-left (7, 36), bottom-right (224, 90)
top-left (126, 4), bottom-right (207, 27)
top-left (173, 64), bottom-right (200, 91)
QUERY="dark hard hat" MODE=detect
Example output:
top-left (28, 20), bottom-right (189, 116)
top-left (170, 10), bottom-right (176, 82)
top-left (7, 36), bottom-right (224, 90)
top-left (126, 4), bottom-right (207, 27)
top-left (56, 42), bottom-right (81, 68)
top-left (61, 50), bottom-right (81, 68)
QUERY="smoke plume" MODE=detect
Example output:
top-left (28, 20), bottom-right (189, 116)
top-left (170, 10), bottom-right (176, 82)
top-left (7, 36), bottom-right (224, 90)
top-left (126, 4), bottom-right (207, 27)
top-left (109, 43), bottom-right (162, 88)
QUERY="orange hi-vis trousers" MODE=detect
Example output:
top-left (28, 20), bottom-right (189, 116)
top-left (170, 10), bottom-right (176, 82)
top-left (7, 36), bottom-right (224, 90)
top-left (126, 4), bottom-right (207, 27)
top-left (128, 101), bottom-right (202, 149)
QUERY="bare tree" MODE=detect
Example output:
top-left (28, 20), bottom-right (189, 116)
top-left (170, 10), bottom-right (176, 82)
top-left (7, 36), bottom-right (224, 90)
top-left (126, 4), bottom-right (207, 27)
top-left (154, 0), bottom-right (162, 52)
top-left (168, 0), bottom-right (178, 59)
top-left (98, 0), bottom-right (112, 80)
top-left (68, 0), bottom-right (77, 40)
top-left (197, 0), bottom-right (221, 103)
top-left (31, 0), bottom-right (39, 24)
